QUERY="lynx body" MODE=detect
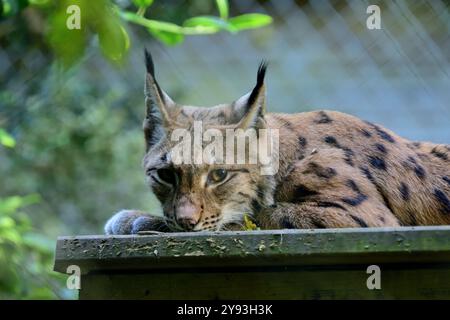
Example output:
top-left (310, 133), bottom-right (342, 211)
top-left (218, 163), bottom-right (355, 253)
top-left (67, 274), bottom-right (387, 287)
top-left (105, 52), bottom-right (450, 234)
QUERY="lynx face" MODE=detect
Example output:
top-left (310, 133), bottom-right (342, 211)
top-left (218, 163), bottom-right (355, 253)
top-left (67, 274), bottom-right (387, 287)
top-left (142, 51), bottom-right (275, 231)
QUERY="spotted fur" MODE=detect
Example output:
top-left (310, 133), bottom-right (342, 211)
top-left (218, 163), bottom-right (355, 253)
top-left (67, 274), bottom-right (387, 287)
top-left (105, 52), bottom-right (450, 234)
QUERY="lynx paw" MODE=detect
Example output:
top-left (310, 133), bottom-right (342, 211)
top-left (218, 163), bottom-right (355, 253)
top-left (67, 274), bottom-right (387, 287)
top-left (104, 210), bottom-right (168, 235)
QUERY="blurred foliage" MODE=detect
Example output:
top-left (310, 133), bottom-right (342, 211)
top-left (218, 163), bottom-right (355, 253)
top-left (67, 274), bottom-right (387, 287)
top-left (0, 128), bottom-right (16, 147)
top-left (0, 0), bottom-right (272, 299)
top-left (1, 0), bottom-right (272, 66)
top-left (0, 136), bottom-right (73, 299)
top-left (1, 73), bottom-right (155, 235)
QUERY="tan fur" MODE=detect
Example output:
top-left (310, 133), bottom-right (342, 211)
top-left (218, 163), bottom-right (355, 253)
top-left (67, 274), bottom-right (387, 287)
top-left (104, 57), bottom-right (450, 234)
top-left (256, 111), bottom-right (450, 229)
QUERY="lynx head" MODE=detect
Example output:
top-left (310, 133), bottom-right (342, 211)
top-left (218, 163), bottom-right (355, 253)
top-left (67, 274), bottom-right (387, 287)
top-left (142, 50), bottom-right (277, 231)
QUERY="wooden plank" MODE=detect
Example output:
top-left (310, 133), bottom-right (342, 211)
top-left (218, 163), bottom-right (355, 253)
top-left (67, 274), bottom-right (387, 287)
top-left (79, 266), bottom-right (450, 300)
top-left (54, 226), bottom-right (450, 274)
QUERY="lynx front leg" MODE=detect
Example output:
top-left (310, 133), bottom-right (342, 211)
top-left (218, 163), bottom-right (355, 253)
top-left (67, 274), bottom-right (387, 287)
top-left (257, 202), bottom-right (384, 229)
top-left (104, 210), bottom-right (171, 235)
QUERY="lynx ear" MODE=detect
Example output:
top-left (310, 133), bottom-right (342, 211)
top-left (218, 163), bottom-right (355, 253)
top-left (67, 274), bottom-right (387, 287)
top-left (234, 61), bottom-right (267, 129)
top-left (143, 49), bottom-right (176, 149)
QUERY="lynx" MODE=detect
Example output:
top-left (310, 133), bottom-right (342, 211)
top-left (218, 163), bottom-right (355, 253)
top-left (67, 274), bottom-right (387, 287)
top-left (105, 50), bottom-right (450, 234)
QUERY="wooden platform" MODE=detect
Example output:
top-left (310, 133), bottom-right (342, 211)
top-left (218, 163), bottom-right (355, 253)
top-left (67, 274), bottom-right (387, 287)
top-left (53, 226), bottom-right (450, 299)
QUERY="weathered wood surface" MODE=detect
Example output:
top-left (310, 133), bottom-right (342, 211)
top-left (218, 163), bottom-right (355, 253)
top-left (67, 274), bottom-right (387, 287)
top-left (54, 227), bottom-right (450, 273)
top-left (79, 267), bottom-right (450, 299)
top-left (53, 227), bottom-right (450, 299)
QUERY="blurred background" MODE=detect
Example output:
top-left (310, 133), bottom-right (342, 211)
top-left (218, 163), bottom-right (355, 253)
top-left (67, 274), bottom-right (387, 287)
top-left (0, 0), bottom-right (449, 299)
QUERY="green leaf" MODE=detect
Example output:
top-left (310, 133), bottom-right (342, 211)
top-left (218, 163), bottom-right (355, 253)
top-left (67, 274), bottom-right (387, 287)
top-left (0, 227), bottom-right (21, 243)
top-left (120, 11), bottom-right (221, 37)
top-left (215, 0), bottom-right (229, 20)
top-left (0, 216), bottom-right (15, 229)
top-left (47, 10), bottom-right (87, 67)
top-left (183, 16), bottom-right (236, 33)
top-left (119, 11), bottom-right (185, 45)
top-left (120, 11), bottom-right (183, 34)
top-left (28, 0), bottom-right (51, 7)
top-left (0, 128), bottom-right (15, 148)
top-left (2, 0), bottom-right (12, 16)
top-left (132, 0), bottom-right (154, 8)
top-left (148, 28), bottom-right (184, 46)
top-left (228, 13), bottom-right (273, 31)
top-left (91, 4), bottom-right (130, 63)
top-left (96, 18), bottom-right (130, 62)
top-left (121, 25), bottom-right (131, 51)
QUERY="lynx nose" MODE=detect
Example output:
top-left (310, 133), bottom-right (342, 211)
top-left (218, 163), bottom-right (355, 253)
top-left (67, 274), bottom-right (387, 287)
top-left (176, 200), bottom-right (200, 230)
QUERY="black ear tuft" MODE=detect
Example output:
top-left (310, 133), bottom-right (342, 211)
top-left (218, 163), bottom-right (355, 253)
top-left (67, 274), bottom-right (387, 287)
top-left (256, 60), bottom-right (268, 87)
top-left (144, 48), bottom-right (155, 77)
top-left (248, 60), bottom-right (268, 107)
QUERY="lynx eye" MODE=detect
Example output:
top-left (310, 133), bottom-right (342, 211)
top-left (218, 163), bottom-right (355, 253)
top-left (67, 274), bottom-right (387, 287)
top-left (156, 168), bottom-right (177, 185)
top-left (208, 169), bottom-right (228, 184)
